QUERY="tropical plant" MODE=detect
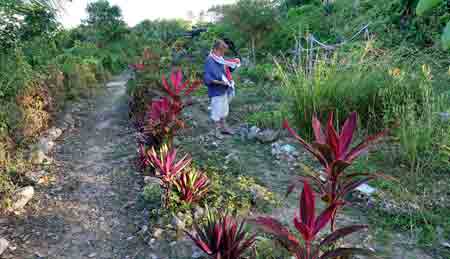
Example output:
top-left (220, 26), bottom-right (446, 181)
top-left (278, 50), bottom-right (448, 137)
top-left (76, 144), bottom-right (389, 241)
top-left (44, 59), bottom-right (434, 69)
top-left (173, 168), bottom-right (210, 204)
top-left (415, 0), bottom-right (450, 49)
top-left (144, 97), bottom-right (184, 145)
top-left (186, 209), bottom-right (256, 259)
top-left (253, 181), bottom-right (375, 259)
top-left (284, 112), bottom-right (389, 230)
top-left (161, 69), bottom-right (201, 108)
top-left (143, 144), bottom-right (192, 206)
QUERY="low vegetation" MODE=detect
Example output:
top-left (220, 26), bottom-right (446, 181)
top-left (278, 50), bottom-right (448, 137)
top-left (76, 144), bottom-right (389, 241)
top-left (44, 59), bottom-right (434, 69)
top-left (2, 0), bottom-right (449, 258)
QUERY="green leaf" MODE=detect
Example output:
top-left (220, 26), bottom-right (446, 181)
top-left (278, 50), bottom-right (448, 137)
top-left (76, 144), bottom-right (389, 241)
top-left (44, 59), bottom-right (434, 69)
top-left (442, 21), bottom-right (450, 50)
top-left (416, 0), bottom-right (443, 16)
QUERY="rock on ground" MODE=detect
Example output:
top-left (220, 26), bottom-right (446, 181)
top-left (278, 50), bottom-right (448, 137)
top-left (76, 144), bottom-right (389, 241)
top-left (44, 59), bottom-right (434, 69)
top-left (0, 238), bottom-right (9, 256)
top-left (11, 186), bottom-right (34, 211)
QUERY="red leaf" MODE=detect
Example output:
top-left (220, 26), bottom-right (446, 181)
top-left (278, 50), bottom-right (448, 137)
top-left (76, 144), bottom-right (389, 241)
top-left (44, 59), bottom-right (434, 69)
top-left (283, 119), bottom-right (328, 167)
top-left (345, 128), bottom-right (389, 162)
top-left (293, 216), bottom-right (313, 242)
top-left (162, 74), bottom-right (175, 97)
top-left (251, 217), bottom-right (300, 251)
top-left (312, 115), bottom-right (326, 144)
top-left (326, 112), bottom-right (339, 159)
top-left (338, 112), bottom-right (357, 159)
top-left (312, 203), bottom-right (337, 236)
top-left (319, 225), bottom-right (367, 248)
top-left (300, 181), bottom-right (315, 227)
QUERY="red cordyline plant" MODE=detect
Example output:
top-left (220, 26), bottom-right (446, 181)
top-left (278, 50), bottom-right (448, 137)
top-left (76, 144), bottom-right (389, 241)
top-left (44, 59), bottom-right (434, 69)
top-left (284, 112), bottom-right (389, 230)
top-left (173, 168), bottom-right (210, 204)
top-left (186, 209), bottom-right (256, 259)
top-left (143, 69), bottom-right (200, 145)
top-left (144, 97), bottom-right (185, 145)
top-left (162, 69), bottom-right (201, 105)
top-left (144, 144), bottom-right (192, 207)
top-left (253, 181), bottom-right (375, 259)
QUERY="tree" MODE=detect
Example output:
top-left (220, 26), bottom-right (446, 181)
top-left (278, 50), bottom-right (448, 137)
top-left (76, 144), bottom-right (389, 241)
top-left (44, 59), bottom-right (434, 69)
top-left (415, 0), bottom-right (450, 49)
top-left (0, 0), bottom-right (62, 49)
top-left (212, 0), bottom-right (279, 64)
top-left (84, 0), bottom-right (128, 43)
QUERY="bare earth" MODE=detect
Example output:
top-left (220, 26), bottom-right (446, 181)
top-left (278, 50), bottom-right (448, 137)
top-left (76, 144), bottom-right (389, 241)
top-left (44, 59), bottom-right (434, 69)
top-left (1, 75), bottom-right (151, 259)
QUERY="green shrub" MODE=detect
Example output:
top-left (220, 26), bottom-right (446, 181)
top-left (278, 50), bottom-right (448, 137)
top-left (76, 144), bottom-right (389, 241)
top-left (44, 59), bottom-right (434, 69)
top-left (143, 184), bottom-right (162, 207)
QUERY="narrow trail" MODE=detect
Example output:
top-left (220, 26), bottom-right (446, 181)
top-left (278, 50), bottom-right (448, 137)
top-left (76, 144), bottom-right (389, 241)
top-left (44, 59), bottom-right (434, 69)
top-left (2, 75), bottom-right (151, 259)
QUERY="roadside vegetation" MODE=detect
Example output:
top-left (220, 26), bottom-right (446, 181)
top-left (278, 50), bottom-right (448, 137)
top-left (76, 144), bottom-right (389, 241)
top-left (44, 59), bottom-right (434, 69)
top-left (1, 0), bottom-right (449, 258)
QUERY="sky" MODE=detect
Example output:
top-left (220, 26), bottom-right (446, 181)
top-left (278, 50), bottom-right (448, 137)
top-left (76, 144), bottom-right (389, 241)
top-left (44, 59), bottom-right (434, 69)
top-left (59, 0), bottom-right (235, 28)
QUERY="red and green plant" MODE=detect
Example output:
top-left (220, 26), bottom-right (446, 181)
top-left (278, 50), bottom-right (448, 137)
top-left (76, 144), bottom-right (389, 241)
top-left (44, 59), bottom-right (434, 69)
top-left (187, 209), bottom-right (256, 259)
top-left (161, 69), bottom-right (201, 106)
top-left (144, 97), bottom-right (185, 144)
top-left (173, 168), bottom-right (210, 204)
top-left (143, 69), bottom-right (201, 145)
top-left (284, 112), bottom-right (389, 230)
top-left (253, 181), bottom-right (375, 259)
top-left (143, 144), bottom-right (192, 206)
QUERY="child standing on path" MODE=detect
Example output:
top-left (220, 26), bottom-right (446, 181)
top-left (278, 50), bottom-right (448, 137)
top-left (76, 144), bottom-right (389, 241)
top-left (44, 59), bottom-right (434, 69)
top-left (203, 39), bottom-right (241, 139)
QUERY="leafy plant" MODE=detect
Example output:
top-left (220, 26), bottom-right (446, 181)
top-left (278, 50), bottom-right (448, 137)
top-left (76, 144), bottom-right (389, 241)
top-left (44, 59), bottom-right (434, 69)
top-left (186, 209), bottom-right (256, 259)
top-left (253, 181), bottom-right (375, 259)
top-left (143, 144), bottom-right (192, 207)
top-left (173, 168), bottom-right (210, 204)
top-left (284, 112), bottom-right (389, 230)
top-left (161, 69), bottom-right (201, 107)
top-left (415, 0), bottom-right (450, 49)
top-left (144, 97), bottom-right (184, 145)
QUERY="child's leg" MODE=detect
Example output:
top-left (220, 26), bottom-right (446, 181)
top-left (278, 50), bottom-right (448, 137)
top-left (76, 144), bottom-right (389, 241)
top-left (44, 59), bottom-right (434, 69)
top-left (210, 95), bottom-right (227, 139)
top-left (220, 95), bottom-right (234, 135)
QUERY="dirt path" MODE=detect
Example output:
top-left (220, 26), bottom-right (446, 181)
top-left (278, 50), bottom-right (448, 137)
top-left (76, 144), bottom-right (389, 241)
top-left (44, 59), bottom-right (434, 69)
top-left (2, 75), bottom-right (152, 259)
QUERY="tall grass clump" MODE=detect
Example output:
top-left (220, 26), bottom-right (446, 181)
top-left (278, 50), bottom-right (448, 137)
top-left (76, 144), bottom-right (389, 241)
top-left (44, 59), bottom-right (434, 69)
top-left (277, 53), bottom-right (387, 136)
top-left (278, 48), bottom-right (450, 173)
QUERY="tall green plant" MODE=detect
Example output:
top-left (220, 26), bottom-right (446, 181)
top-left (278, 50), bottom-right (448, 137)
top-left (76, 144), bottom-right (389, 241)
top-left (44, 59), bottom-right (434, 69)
top-left (416, 0), bottom-right (450, 49)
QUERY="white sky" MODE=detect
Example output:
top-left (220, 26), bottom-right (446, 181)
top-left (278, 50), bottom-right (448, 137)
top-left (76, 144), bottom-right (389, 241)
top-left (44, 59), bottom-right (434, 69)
top-left (59, 0), bottom-right (235, 28)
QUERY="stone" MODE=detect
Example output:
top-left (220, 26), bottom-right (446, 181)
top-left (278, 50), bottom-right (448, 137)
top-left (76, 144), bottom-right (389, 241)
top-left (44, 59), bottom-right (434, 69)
top-left (153, 228), bottom-right (164, 239)
top-left (38, 137), bottom-right (55, 154)
top-left (88, 253), bottom-right (97, 258)
top-left (171, 215), bottom-right (185, 231)
top-left (248, 126), bottom-right (260, 140)
top-left (192, 246), bottom-right (205, 258)
top-left (144, 176), bottom-right (162, 186)
top-left (225, 152), bottom-right (239, 163)
top-left (46, 127), bottom-right (63, 140)
top-left (30, 149), bottom-right (48, 165)
top-left (256, 129), bottom-right (280, 143)
top-left (11, 186), bottom-right (34, 211)
top-left (63, 113), bottom-right (75, 127)
top-left (193, 206), bottom-right (205, 219)
top-left (438, 112), bottom-right (450, 122)
top-left (25, 170), bottom-right (47, 184)
top-left (355, 183), bottom-right (377, 196)
top-left (441, 241), bottom-right (450, 248)
top-left (280, 144), bottom-right (296, 154)
top-left (0, 238), bottom-right (9, 256)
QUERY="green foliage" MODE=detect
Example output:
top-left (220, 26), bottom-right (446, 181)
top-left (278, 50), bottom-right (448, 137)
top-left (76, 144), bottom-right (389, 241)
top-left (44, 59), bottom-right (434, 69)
top-left (442, 22), bottom-right (450, 49)
top-left (85, 0), bottom-right (128, 43)
top-left (143, 184), bottom-right (162, 207)
top-left (133, 19), bottom-right (191, 43)
top-left (416, 0), bottom-right (443, 16)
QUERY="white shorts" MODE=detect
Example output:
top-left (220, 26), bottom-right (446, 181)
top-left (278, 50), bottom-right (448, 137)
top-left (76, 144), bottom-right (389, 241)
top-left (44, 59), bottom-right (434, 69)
top-left (210, 94), bottom-right (232, 122)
